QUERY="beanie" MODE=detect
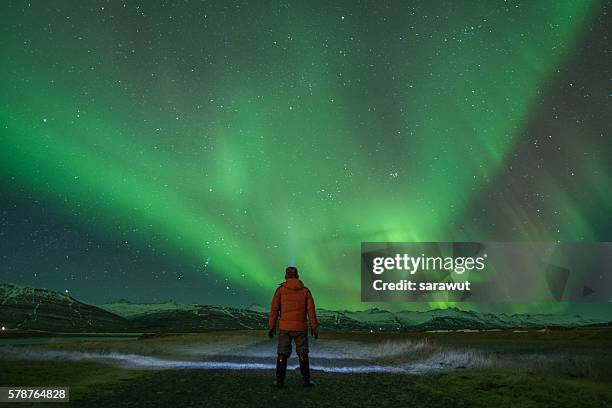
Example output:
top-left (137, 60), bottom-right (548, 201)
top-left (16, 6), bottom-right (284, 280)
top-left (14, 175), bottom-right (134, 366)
top-left (285, 266), bottom-right (299, 279)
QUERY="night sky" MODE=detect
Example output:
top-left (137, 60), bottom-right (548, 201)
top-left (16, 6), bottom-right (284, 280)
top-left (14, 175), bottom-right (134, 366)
top-left (1, 1), bottom-right (611, 315)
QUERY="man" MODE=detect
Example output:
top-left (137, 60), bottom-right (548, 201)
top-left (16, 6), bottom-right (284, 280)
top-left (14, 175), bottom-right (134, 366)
top-left (268, 266), bottom-right (318, 388)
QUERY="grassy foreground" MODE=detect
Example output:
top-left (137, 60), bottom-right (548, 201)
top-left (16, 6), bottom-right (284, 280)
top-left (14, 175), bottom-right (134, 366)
top-left (1, 328), bottom-right (611, 407)
top-left (1, 359), bottom-right (611, 408)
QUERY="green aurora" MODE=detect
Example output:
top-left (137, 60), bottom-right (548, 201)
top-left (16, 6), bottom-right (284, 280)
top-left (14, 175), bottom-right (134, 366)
top-left (1, 0), bottom-right (611, 314)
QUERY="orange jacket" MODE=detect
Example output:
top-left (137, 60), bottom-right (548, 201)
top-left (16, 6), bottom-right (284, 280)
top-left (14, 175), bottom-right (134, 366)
top-left (268, 278), bottom-right (318, 332)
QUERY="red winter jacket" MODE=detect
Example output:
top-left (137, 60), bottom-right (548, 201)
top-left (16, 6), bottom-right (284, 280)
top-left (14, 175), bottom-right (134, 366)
top-left (268, 278), bottom-right (318, 332)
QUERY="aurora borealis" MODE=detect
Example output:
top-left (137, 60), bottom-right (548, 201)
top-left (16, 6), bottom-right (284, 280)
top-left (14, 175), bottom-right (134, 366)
top-left (1, 1), bottom-right (611, 314)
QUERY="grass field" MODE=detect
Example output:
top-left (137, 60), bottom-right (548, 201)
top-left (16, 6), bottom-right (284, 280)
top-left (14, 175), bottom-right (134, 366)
top-left (1, 328), bottom-right (611, 407)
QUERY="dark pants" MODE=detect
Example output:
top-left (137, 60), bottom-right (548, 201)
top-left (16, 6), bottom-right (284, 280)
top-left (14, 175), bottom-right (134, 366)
top-left (277, 330), bottom-right (309, 357)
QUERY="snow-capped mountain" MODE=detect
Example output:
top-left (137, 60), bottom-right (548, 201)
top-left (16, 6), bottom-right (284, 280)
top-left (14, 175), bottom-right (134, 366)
top-left (0, 283), bottom-right (130, 332)
top-left (0, 283), bottom-right (607, 333)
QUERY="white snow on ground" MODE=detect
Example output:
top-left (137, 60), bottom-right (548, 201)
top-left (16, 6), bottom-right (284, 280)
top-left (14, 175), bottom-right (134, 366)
top-left (170, 337), bottom-right (434, 360)
top-left (0, 346), bottom-right (411, 373)
top-left (0, 336), bottom-right (492, 374)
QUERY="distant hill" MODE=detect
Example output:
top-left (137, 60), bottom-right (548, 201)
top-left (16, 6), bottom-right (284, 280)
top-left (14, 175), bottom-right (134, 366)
top-left (313, 307), bottom-right (603, 332)
top-left (100, 301), bottom-right (604, 333)
top-left (0, 283), bottom-right (607, 333)
top-left (0, 283), bottom-right (130, 332)
top-left (100, 299), bottom-right (197, 318)
top-left (246, 304), bottom-right (267, 313)
top-left (128, 305), bottom-right (268, 331)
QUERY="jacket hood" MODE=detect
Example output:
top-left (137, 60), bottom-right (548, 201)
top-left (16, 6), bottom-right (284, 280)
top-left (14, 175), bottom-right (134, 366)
top-left (282, 278), bottom-right (305, 290)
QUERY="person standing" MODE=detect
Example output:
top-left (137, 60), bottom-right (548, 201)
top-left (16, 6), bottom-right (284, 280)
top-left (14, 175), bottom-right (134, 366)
top-left (268, 266), bottom-right (318, 388)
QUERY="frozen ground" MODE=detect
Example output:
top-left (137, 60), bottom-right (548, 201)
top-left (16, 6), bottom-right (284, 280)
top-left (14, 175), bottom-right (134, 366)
top-left (0, 331), bottom-right (601, 375)
top-left (1, 329), bottom-right (611, 407)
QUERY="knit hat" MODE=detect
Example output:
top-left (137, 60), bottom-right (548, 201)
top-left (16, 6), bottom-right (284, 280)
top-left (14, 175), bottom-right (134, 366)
top-left (285, 266), bottom-right (299, 279)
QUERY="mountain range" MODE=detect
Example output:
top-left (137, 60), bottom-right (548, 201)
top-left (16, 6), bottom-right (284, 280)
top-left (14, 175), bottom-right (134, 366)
top-left (0, 283), bottom-right (609, 333)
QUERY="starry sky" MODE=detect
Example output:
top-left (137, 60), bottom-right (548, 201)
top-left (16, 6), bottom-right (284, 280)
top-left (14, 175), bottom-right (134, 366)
top-left (1, 1), bottom-right (611, 316)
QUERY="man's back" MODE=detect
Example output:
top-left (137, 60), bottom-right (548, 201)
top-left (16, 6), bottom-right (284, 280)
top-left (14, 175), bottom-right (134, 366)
top-left (268, 277), bottom-right (317, 332)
